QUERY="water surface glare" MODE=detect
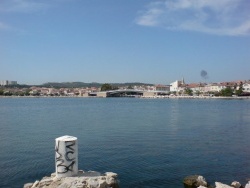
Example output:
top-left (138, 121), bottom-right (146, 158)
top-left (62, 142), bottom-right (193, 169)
top-left (0, 98), bottom-right (250, 188)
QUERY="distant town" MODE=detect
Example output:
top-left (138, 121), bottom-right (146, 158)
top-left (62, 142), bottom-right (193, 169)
top-left (0, 79), bottom-right (250, 98)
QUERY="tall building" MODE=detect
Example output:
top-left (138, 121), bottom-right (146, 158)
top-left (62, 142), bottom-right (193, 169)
top-left (0, 80), bottom-right (18, 86)
top-left (182, 77), bottom-right (185, 85)
top-left (170, 80), bottom-right (182, 92)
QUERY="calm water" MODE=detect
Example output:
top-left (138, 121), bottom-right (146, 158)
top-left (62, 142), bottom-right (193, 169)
top-left (0, 98), bottom-right (250, 188)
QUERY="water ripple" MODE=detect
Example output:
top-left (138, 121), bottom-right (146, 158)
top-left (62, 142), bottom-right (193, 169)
top-left (0, 98), bottom-right (250, 187)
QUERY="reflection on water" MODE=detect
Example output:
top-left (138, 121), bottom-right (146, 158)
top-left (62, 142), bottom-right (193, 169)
top-left (0, 98), bottom-right (250, 188)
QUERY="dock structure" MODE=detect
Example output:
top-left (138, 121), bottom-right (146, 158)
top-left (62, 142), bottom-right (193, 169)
top-left (87, 89), bottom-right (169, 98)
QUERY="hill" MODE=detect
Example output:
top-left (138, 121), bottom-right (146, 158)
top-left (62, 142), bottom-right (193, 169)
top-left (39, 82), bottom-right (154, 88)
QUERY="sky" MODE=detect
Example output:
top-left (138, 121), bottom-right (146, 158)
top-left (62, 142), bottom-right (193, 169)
top-left (0, 0), bottom-right (250, 85)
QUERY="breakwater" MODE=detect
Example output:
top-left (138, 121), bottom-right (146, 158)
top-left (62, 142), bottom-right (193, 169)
top-left (183, 175), bottom-right (250, 188)
top-left (24, 171), bottom-right (119, 188)
top-left (24, 135), bottom-right (119, 188)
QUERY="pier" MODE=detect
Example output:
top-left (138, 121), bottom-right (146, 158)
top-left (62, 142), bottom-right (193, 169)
top-left (86, 89), bottom-right (169, 98)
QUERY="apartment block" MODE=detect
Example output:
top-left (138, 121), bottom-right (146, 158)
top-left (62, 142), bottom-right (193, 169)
top-left (0, 80), bottom-right (18, 86)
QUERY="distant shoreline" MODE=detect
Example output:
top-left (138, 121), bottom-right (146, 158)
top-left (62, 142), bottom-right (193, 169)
top-left (141, 95), bottom-right (250, 99)
top-left (0, 95), bottom-right (250, 99)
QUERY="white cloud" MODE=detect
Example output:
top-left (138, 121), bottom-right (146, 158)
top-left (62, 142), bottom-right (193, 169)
top-left (136, 8), bottom-right (164, 26)
top-left (136, 0), bottom-right (250, 36)
top-left (0, 0), bottom-right (49, 13)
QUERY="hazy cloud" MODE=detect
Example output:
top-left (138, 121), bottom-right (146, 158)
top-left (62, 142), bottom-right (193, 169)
top-left (136, 0), bottom-right (250, 36)
top-left (0, 0), bottom-right (49, 13)
top-left (0, 22), bottom-right (10, 30)
top-left (0, 0), bottom-right (71, 32)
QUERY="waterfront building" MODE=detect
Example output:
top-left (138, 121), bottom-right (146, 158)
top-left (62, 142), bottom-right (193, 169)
top-left (154, 84), bottom-right (170, 92)
top-left (186, 83), bottom-right (205, 93)
top-left (204, 83), bottom-right (222, 93)
top-left (204, 82), bottom-right (238, 93)
top-left (145, 86), bottom-right (155, 91)
top-left (170, 79), bottom-right (185, 92)
top-left (243, 82), bottom-right (250, 92)
top-left (170, 80), bottom-right (181, 92)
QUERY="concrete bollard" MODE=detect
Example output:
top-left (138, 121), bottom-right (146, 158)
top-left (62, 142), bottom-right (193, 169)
top-left (55, 135), bottom-right (78, 178)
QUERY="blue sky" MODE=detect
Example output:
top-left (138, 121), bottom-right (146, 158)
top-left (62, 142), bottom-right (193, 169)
top-left (0, 0), bottom-right (250, 85)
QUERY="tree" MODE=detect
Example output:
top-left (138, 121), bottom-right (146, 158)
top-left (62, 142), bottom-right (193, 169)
top-left (101, 84), bottom-right (113, 91)
top-left (235, 82), bottom-right (243, 96)
top-left (172, 91), bottom-right (177, 95)
top-left (195, 90), bottom-right (201, 96)
top-left (4, 91), bottom-right (13, 96)
top-left (184, 88), bottom-right (193, 96)
top-left (24, 89), bottom-right (31, 96)
top-left (0, 89), bottom-right (3, 95)
top-left (112, 85), bottom-right (119, 90)
top-left (220, 87), bottom-right (233, 96)
top-left (18, 92), bottom-right (25, 96)
top-left (127, 85), bottom-right (133, 89)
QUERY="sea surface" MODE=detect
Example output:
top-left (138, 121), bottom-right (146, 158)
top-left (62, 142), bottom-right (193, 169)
top-left (0, 97), bottom-right (250, 188)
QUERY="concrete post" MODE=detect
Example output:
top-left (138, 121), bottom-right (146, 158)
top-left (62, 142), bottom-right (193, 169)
top-left (55, 135), bottom-right (78, 178)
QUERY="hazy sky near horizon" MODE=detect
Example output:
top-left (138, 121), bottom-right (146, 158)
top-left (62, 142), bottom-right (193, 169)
top-left (1, 0), bottom-right (250, 85)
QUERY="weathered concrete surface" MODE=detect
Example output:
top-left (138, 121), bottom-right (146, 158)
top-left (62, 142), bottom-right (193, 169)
top-left (23, 171), bottom-right (119, 188)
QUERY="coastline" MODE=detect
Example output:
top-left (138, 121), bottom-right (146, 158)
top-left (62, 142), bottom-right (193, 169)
top-left (0, 95), bottom-right (250, 99)
top-left (140, 95), bottom-right (250, 99)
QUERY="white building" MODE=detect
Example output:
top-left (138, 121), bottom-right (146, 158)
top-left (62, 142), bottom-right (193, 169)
top-left (170, 78), bottom-right (185, 92)
top-left (0, 80), bottom-right (7, 86)
top-left (0, 80), bottom-right (17, 86)
top-left (243, 82), bottom-right (250, 92)
top-left (204, 84), bottom-right (223, 93)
